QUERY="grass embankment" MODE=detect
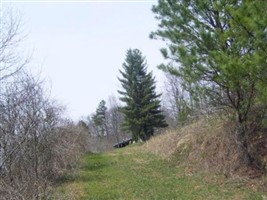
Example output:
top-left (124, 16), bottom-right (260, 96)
top-left (54, 144), bottom-right (265, 200)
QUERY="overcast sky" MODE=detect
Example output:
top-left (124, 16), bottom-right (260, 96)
top-left (4, 0), bottom-right (167, 121)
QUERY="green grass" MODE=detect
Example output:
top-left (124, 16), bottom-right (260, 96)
top-left (54, 145), bottom-right (265, 200)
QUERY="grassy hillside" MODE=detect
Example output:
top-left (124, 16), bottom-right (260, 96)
top-left (144, 114), bottom-right (267, 178)
top-left (53, 144), bottom-right (266, 200)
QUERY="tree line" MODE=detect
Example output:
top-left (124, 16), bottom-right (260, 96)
top-left (1, 0), bottom-right (267, 198)
top-left (88, 0), bottom-right (267, 169)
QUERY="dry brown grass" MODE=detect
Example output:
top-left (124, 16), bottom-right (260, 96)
top-left (183, 115), bottom-right (242, 176)
top-left (143, 130), bottom-right (181, 158)
top-left (144, 113), bottom-right (267, 183)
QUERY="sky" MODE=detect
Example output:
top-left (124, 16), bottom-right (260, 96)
top-left (3, 0), bottom-right (167, 121)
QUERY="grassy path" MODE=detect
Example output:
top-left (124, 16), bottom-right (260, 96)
top-left (55, 145), bottom-right (264, 200)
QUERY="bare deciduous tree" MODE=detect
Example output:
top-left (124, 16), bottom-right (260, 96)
top-left (0, 72), bottom-right (90, 199)
top-left (162, 73), bottom-right (192, 127)
top-left (0, 10), bottom-right (90, 199)
top-left (0, 9), bottom-right (28, 83)
top-left (106, 95), bottom-right (124, 144)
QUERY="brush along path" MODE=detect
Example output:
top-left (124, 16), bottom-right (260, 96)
top-left (55, 145), bottom-right (263, 200)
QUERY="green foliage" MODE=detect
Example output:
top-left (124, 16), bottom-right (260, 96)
top-left (92, 100), bottom-right (108, 136)
top-left (151, 0), bottom-right (267, 163)
top-left (151, 0), bottom-right (267, 116)
top-left (118, 49), bottom-right (167, 141)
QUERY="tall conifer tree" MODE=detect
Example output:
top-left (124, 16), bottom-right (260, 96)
top-left (92, 100), bottom-right (108, 137)
top-left (118, 49), bottom-right (167, 141)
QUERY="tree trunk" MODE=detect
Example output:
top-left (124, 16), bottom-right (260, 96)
top-left (237, 115), bottom-right (254, 166)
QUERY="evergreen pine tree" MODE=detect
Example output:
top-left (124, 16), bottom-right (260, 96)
top-left (92, 100), bottom-right (109, 137)
top-left (118, 49), bottom-right (167, 141)
top-left (151, 0), bottom-right (267, 165)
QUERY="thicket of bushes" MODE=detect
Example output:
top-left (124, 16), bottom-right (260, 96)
top-left (0, 73), bottom-right (90, 199)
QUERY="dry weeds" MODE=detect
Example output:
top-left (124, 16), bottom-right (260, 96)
top-left (144, 113), bottom-right (267, 191)
top-left (142, 130), bottom-right (180, 158)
